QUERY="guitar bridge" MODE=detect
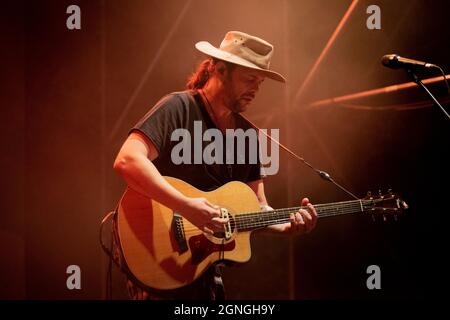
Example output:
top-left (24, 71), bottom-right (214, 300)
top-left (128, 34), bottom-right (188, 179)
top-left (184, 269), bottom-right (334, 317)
top-left (220, 208), bottom-right (232, 240)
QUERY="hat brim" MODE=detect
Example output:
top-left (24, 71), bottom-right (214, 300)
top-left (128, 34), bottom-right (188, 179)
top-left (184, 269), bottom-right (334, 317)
top-left (195, 41), bottom-right (286, 83)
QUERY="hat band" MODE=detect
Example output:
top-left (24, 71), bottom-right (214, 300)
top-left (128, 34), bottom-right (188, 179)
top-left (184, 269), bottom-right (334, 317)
top-left (220, 44), bottom-right (271, 70)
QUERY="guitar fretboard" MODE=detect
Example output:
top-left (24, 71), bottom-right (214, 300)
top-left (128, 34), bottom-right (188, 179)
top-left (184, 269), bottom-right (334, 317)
top-left (234, 199), bottom-right (368, 231)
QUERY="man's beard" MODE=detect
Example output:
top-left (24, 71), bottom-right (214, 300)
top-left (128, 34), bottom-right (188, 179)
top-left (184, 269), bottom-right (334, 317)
top-left (223, 80), bottom-right (249, 113)
top-left (229, 100), bottom-right (248, 113)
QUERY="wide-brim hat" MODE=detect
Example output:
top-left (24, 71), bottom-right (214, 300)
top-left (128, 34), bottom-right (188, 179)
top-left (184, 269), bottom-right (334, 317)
top-left (195, 31), bottom-right (286, 83)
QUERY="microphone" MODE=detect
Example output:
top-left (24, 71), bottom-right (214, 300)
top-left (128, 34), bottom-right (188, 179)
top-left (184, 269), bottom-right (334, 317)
top-left (381, 54), bottom-right (438, 70)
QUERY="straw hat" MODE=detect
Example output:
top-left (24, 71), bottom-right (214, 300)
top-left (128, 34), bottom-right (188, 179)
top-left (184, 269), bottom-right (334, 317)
top-left (195, 31), bottom-right (286, 83)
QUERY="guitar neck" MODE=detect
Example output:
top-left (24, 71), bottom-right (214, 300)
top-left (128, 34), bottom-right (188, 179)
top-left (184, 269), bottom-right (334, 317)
top-left (235, 199), bottom-right (367, 231)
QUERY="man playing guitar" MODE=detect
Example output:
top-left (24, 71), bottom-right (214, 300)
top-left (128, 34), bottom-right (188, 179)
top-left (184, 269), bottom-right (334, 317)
top-left (113, 31), bottom-right (318, 299)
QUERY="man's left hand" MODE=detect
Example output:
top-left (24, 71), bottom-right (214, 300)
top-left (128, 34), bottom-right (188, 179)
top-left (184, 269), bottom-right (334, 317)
top-left (287, 198), bottom-right (317, 234)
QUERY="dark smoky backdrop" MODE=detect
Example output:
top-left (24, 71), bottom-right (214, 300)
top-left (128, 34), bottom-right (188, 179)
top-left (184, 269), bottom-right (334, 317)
top-left (1, 0), bottom-right (448, 299)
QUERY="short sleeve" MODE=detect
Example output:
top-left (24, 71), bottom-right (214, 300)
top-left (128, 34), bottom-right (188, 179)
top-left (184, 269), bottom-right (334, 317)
top-left (130, 93), bottom-right (186, 155)
top-left (247, 162), bottom-right (263, 182)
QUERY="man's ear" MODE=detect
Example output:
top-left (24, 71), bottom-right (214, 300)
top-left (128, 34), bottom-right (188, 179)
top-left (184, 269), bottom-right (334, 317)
top-left (215, 61), bottom-right (228, 77)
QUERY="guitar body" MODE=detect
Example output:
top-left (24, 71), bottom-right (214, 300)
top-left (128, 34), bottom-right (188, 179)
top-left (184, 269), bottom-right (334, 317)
top-left (117, 177), bottom-right (261, 290)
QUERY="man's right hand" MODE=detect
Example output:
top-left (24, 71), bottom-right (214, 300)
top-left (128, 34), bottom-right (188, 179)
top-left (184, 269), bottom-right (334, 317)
top-left (180, 197), bottom-right (229, 235)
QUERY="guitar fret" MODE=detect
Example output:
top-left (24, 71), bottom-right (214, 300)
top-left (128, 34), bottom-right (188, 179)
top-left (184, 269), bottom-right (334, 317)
top-left (235, 200), bottom-right (365, 231)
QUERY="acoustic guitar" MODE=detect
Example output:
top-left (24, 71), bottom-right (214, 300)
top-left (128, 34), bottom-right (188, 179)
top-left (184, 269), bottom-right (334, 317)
top-left (116, 176), bottom-right (407, 290)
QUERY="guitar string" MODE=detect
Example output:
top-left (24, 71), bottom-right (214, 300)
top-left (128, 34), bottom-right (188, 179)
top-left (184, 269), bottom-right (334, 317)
top-left (183, 205), bottom-right (400, 233)
top-left (181, 211), bottom-right (359, 235)
top-left (180, 204), bottom-right (376, 233)
top-left (234, 198), bottom-right (390, 218)
top-left (180, 206), bottom-right (380, 233)
top-left (180, 210), bottom-right (373, 235)
top-left (231, 202), bottom-right (365, 222)
top-left (226, 203), bottom-right (389, 227)
top-left (233, 211), bottom-right (365, 230)
top-left (245, 202), bottom-right (396, 225)
top-left (177, 199), bottom-right (388, 233)
top-left (177, 198), bottom-right (396, 233)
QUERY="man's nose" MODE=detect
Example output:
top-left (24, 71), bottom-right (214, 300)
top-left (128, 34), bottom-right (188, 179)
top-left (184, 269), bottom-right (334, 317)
top-left (250, 83), bottom-right (260, 93)
top-left (253, 80), bottom-right (264, 92)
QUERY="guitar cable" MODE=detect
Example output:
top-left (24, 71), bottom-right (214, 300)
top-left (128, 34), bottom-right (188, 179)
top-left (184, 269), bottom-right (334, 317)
top-left (99, 209), bottom-right (118, 300)
top-left (241, 115), bottom-right (360, 200)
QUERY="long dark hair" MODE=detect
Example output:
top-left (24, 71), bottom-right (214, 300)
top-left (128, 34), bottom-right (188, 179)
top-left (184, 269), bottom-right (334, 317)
top-left (186, 58), bottom-right (235, 90)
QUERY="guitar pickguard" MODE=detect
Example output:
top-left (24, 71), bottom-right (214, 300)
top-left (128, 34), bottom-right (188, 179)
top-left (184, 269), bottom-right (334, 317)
top-left (188, 234), bottom-right (235, 265)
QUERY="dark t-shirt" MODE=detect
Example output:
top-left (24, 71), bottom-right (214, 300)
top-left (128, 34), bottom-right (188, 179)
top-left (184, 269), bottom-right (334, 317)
top-left (130, 90), bottom-right (261, 191)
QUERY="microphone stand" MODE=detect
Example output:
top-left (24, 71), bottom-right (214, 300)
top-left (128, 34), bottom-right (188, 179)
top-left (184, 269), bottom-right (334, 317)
top-left (242, 116), bottom-right (360, 200)
top-left (406, 68), bottom-right (450, 120)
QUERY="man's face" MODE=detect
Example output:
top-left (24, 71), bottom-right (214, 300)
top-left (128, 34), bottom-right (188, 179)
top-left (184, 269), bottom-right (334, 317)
top-left (223, 66), bottom-right (265, 113)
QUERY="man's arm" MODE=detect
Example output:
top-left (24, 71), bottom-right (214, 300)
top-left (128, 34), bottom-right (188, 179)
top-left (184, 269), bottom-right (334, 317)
top-left (114, 131), bottom-right (186, 206)
top-left (114, 131), bottom-right (227, 234)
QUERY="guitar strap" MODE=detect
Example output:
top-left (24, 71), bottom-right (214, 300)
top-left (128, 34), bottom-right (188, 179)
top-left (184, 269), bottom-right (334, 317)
top-left (211, 262), bottom-right (226, 300)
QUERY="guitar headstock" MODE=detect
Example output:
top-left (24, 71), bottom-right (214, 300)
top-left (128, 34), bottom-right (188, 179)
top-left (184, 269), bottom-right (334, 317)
top-left (363, 190), bottom-right (408, 221)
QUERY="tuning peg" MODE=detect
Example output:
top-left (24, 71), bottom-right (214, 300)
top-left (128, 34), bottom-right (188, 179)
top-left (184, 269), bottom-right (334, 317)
top-left (394, 214), bottom-right (398, 221)
top-left (388, 188), bottom-right (393, 194)
top-left (401, 200), bottom-right (409, 210)
top-left (371, 213), bottom-right (376, 222)
top-left (378, 189), bottom-right (382, 196)
top-left (383, 214), bottom-right (387, 222)
top-left (367, 191), bottom-right (372, 198)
